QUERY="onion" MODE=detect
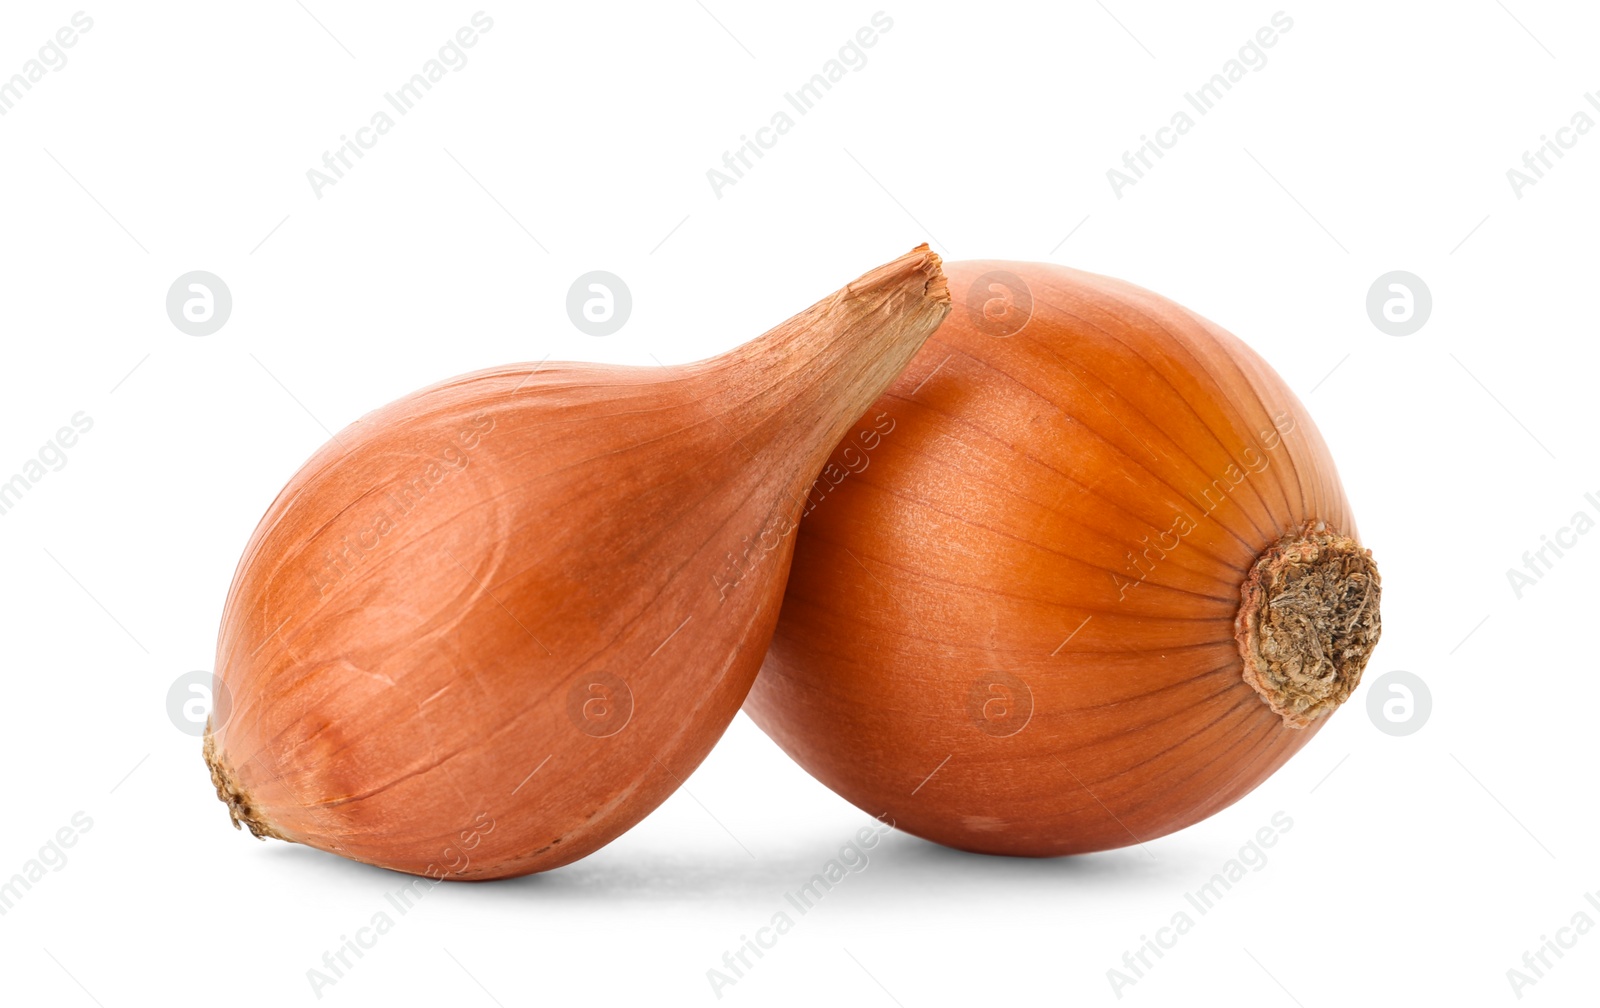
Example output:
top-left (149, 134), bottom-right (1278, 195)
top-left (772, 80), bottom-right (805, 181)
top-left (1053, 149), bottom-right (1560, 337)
top-left (745, 259), bottom-right (1381, 857)
top-left (204, 247), bottom-right (950, 879)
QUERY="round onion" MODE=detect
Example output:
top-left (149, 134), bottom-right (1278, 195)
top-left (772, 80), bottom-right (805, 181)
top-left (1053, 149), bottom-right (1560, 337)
top-left (745, 259), bottom-right (1382, 857)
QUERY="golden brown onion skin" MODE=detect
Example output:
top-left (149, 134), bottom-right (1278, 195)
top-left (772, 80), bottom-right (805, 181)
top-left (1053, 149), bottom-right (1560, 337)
top-left (207, 248), bottom-right (950, 879)
top-left (746, 260), bottom-right (1365, 857)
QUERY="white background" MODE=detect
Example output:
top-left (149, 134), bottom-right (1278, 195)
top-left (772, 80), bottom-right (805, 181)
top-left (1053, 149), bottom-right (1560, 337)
top-left (1, 1), bottom-right (1595, 1005)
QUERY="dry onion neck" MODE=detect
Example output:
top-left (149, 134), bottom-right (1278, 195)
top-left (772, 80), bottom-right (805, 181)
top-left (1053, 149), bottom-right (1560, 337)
top-left (1235, 524), bottom-right (1382, 728)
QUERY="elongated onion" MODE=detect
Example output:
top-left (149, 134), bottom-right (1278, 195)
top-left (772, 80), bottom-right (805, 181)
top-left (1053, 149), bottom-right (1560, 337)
top-left (745, 259), bottom-right (1381, 857)
top-left (205, 247), bottom-right (950, 879)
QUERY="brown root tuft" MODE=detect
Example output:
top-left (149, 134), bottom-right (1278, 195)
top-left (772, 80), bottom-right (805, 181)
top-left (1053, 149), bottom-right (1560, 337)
top-left (1236, 523), bottom-right (1382, 728)
top-left (203, 723), bottom-right (287, 841)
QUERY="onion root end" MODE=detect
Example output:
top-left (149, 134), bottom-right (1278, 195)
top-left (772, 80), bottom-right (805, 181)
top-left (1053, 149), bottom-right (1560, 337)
top-left (203, 724), bottom-right (287, 842)
top-left (1235, 524), bottom-right (1382, 728)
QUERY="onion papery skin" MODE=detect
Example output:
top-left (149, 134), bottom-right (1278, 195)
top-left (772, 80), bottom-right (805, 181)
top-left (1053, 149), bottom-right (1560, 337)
top-left (206, 248), bottom-right (950, 880)
top-left (745, 259), bottom-right (1380, 858)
